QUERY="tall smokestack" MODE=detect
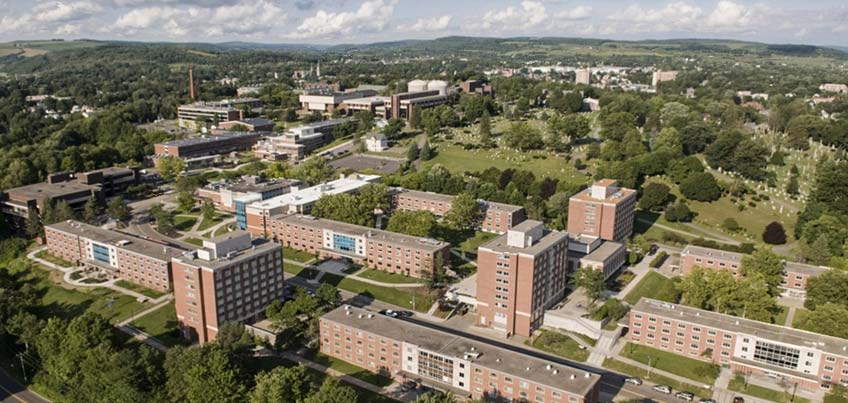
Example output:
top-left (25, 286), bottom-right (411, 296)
top-left (189, 68), bottom-right (195, 100)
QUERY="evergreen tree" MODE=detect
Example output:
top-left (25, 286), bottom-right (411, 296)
top-left (25, 208), bottom-right (42, 239)
top-left (83, 196), bottom-right (101, 224)
top-left (479, 111), bottom-right (491, 143)
top-left (785, 175), bottom-right (799, 196)
top-left (409, 107), bottom-right (421, 129)
top-left (419, 140), bottom-right (432, 161)
top-left (762, 222), bottom-right (787, 245)
top-left (407, 142), bottom-right (419, 162)
top-left (107, 197), bottom-right (132, 224)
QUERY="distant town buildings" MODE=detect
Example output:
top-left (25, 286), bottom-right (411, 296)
top-left (244, 174), bottom-right (381, 236)
top-left (680, 245), bottom-right (830, 298)
top-left (236, 85), bottom-right (262, 97)
top-left (567, 180), bottom-right (637, 242)
top-left (172, 231), bottom-right (283, 344)
top-left (320, 305), bottom-right (602, 402)
top-left (299, 88), bottom-right (378, 113)
top-left (628, 298), bottom-right (848, 391)
top-left (272, 214), bottom-right (450, 279)
top-left (45, 220), bottom-right (181, 292)
top-left (459, 80), bottom-right (494, 97)
top-left (652, 70), bottom-right (679, 87)
top-left (819, 83), bottom-right (848, 94)
top-left (253, 118), bottom-right (350, 161)
top-left (476, 220), bottom-right (570, 337)
top-left (390, 188), bottom-right (526, 235)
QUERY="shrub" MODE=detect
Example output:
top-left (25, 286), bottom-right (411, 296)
top-left (665, 202), bottom-right (693, 222)
top-left (763, 221), bottom-right (787, 245)
top-left (650, 251), bottom-right (669, 268)
top-left (722, 218), bottom-right (740, 232)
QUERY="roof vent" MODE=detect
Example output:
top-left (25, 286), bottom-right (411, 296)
top-left (496, 358), bottom-right (501, 363)
top-left (367, 314), bottom-right (373, 319)
top-left (570, 374), bottom-right (576, 380)
top-left (525, 367), bottom-right (531, 371)
top-left (546, 364), bottom-right (551, 370)
top-left (553, 370), bottom-right (559, 375)
top-left (584, 373), bottom-right (591, 378)
top-left (358, 314), bottom-right (363, 319)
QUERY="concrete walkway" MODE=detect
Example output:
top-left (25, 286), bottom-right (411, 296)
top-left (299, 258), bottom-right (429, 289)
top-left (784, 306), bottom-right (797, 327)
top-left (636, 218), bottom-right (741, 246)
top-left (275, 350), bottom-right (412, 402)
top-left (450, 249), bottom-right (477, 266)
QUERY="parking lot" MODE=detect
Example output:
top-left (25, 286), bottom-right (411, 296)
top-left (329, 153), bottom-right (405, 174)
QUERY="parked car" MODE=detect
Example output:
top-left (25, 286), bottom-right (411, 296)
top-left (675, 391), bottom-right (695, 401)
top-left (732, 397), bottom-right (744, 403)
top-left (648, 244), bottom-right (659, 255)
top-left (699, 399), bottom-right (716, 403)
top-left (380, 309), bottom-right (401, 318)
top-left (652, 385), bottom-right (672, 394)
top-left (625, 377), bottom-right (643, 385)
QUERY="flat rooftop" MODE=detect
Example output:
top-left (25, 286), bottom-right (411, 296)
top-left (202, 177), bottom-right (300, 195)
top-left (174, 238), bottom-right (280, 270)
top-left (632, 298), bottom-right (848, 358)
top-left (5, 181), bottom-right (97, 201)
top-left (569, 186), bottom-right (636, 204)
top-left (479, 227), bottom-right (567, 256)
top-left (344, 96), bottom-right (388, 105)
top-left (783, 261), bottom-right (830, 276)
top-left (277, 214), bottom-right (448, 253)
top-left (323, 306), bottom-right (600, 396)
top-left (681, 245), bottom-right (743, 263)
top-left (158, 132), bottom-right (258, 148)
top-left (392, 188), bottom-right (524, 213)
top-left (249, 174), bottom-right (380, 211)
top-left (47, 220), bottom-right (184, 261)
top-left (582, 241), bottom-right (625, 263)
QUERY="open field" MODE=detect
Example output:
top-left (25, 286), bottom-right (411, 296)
top-left (34, 250), bottom-right (74, 267)
top-left (283, 246), bottom-right (317, 263)
top-left (115, 280), bottom-right (167, 299)
top-left (728, 375), bottom-right (810, 403)
top-left (356, 269), bottom-right (425, 284)
top-left (304, 350), bottom-right (394, 387)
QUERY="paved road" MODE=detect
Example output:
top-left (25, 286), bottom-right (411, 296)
top-left (0, 368), bottom-right (50, 403)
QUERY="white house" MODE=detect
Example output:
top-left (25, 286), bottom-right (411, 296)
top-left (365, 133), bottom-right (388, 152)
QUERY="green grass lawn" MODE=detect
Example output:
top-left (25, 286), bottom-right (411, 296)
top-left (458, 231), bottom-right (497, 253)
top-left (423, 123), bottom-right (589, 185)
top-left (603, 358), bottom-right (712, 399)
top-left (356, 269), bottom-right (425, 284)
top-left (114, 280), bottom-right (167, 299)
top-left (174, 215), bottom-right (197, 232)
top-left (283, 246), bottom-right (317, 263)
top-left (728, 376), bottom-right (810, 403)
top-left (130, 302), bottom-right (188, 348)
top-left (620, 343), bottom-right (719, 385)
top-left (792, 308), bottom-right (810, 329)
top-left (825, 394), bottom-right (848, 403)
top-left (528, 330), bottom-right (589, 362)
top-left (623, 271), bottom-right (680, 305)
top-left (213, 224), bottom-right (233, 237)
top-left (321, 273), bottom-right (435, 312)
top-left (34, 250), bottom-right (74, 267)
top-left (196, 213), bottom-right (231, 232)
top-left (771, 305), bottom-right (789, 326)
top-left (183, 237), bottom-right (204, 247)
top-left (304, 350), bottom-right (394, 387)
top-left (284, 263), bottom-right (320, 280)
top-left (9, 261), bottom-right (149, 325)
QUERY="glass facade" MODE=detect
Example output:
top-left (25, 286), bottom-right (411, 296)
top-left (753, 341), bottom-right (800, 369)
top-left (332, 234), bottom-right (357, 253)
top-left (92, 243), bottom-right (111, 264)
top-left (236, 201), bottom-right (247, 230)
top-left (418, 350), bottom-right (454, 382)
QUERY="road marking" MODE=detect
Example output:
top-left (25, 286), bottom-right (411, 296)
top-left (0, 382), bottom-right (29, 403)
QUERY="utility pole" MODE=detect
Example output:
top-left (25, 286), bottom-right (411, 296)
top-left (411, 295), bottom-right (416, 312)
top-left (647, 356), bottom-right (654, 379)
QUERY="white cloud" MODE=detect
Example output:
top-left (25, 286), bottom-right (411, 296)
top-left (292, 0), bottom-right (397, 38)
top-left (110, 0), bottom-right (287, 38)
top-left (33, 1), bottom-right (101, 23)
top-left (702, 0), bottom-right (761, 31)
top-left (398, 15), bottom-right (452, 33)
top-left (473, 1), bottom-right (549, 31)
top-left (556, 5), bottom-right (592, 20)
top-left (607, 1), bottom-right (769, 34)
top-left (608, 2), bottom-right (703, 31)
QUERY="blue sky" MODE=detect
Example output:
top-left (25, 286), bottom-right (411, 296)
top-left (1, 0), bottom-right (846, 46)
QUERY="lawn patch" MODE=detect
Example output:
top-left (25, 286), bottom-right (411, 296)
top-left (34, 250), bottom-right (74, 267)
top-left (320, 273), bottom-right (435, 312)
top-left (183, 237), bottom-right (204, 247)
top-left (620, 343), bottom-right (719, 385)
top-left (728, 373), bottom-right (810, 403)
top-left (131, 302), bottom-right (188, 348)
top-left (174, 215), bottom-right (197, 232)
top-left (304, 350), bottom-right (394, 387)
top-left (356, 269), bottom-right (424, 284)
top-left (115, 280), bottom-right (167, 299)
top-left (284, 263), bottom-right (320, 280)
top-left (624, 271), bottom-right (680, 305)
top-left (283, 246), bottom-right (317, 263)
top-left (196, 213), bottom-right (230, 232)
top-left (528, 330), bottom-right (589, 362)
top-left (603, 358), bottom-right (711, 399)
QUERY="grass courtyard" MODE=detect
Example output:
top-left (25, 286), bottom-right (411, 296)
top-left (320, 273), bottom-right (435, 312)
top-left (283, 246), bottom-right (317, 263)
top-left (528, 330), bottom-right (589, 362)
top-left (603, 358), bottom-right (712, 399)
top-left (130, 302), bottom-right (188, 348)
top-left (623, 271), bottom-right (680, 305)
top-left (174, 215), bottom-right (197, 232)
top-left (115, 280), bottom-right (167, 299)
top-left (728, 374), bottom-right (810, 403)
top-left (355, 268), bottom-right (425, 284)
top-left (304, 350), bottom-right (394, 387)
top-left (620, 343), bottom-right (719, 385)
